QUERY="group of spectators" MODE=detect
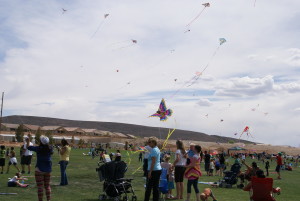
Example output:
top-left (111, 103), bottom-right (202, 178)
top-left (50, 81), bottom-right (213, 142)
top-left (0, 134), bottom-right (71, 201)
top-left (143, 138), bottom-right (217, 201)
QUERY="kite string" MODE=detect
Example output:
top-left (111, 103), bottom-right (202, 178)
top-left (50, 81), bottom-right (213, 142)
top-left (186, 7), bottom-right (206, 27)
top-left (90, 20), bottom-right (105, 39)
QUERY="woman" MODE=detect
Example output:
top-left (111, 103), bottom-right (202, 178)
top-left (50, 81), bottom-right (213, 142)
top-left (58, 139), bottom-right (71, 186)
top-left (173, 140), bottom-right (187, 200)
top-left (144, 137), bottom-right (162, 201)
top-left (184, 145), bottom-right (202, 201)
top-left (27, 136), bottom-right (53, 201)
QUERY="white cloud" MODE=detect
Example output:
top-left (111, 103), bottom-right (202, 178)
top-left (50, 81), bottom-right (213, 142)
top-left (196, 98), bottom-right (213, 107)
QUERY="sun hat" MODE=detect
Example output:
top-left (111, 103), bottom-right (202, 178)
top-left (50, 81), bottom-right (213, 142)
top-left (40, 136), bottom-right (49, 145)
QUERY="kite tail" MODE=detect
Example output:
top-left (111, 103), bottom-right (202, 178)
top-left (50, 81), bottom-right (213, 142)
top-left (186, 7), bottom-right (206, 27)
top-left (132, 165), bottom-right (143, 175)
top-left (161, 128), bottom-right (176, 150)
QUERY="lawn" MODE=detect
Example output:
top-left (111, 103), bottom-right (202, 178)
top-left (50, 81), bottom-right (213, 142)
top-left (0, 148), bottom-right (299, 201)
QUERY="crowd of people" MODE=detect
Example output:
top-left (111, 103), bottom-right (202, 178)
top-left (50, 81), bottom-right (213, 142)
top-left (0, 134), bottom-right (71, 201)
top-left (140, 137), bottom-right (298, 201)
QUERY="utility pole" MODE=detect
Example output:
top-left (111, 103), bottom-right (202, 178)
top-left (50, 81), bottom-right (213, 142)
top-left (0, 92), bottom-right (4, 133)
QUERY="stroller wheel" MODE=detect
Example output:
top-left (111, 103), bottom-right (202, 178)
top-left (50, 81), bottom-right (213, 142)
top-left (99, 194), bottom-right (106, 200)
top-left (131, 195), bottom-right (137, 201)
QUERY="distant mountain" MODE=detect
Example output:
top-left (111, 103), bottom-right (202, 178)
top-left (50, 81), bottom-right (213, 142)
top-left (2, 115), bottom-right (252, 143)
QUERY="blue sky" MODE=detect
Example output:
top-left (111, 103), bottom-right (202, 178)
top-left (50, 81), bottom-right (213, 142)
top-left (0, 0), bottom-right (300, 146)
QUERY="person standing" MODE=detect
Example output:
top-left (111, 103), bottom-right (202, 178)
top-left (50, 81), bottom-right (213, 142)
top-left (173, 140), bottom-right (187, 200)
top-left (6, 147), bottom-right (20, 173)
top-left (58, 139), bottom-right (71, 186)
top-left (143, 142), bottom-right (152, 177)
top-left (27, 136), bottom-right (53, 201)
top-left (0, 145), bottom-right (6, 174)
top-left (265, 161), bottom-right (270, 176)
top-left (21, 137), bottom-right (33, 174)
top-left (138, 152), bottom-right (143, 162)
top-left (276, 152), bottom-right (283, 179)
top-left (184, 145), bottom-right (202, 201)
top-left (144, 137), bottom-right (162, 201)
top-left (204, 151), bottom-right (211, 176)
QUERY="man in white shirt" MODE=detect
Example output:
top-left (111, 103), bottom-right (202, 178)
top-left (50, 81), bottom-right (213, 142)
top-left (21, 137), bottom-right (33, 174)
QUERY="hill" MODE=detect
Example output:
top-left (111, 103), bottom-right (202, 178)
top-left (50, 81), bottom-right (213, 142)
top-left (2, 115), bottom-right (252, 143)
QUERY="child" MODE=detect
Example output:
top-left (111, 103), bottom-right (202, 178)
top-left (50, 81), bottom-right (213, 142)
top-left (200, 188), bottom-right (217, 201)
top-left (6, 147), bottom-right (20, 173)
top-left (265, 161), bottom-right (270, 176)
top-left (161, 154), bottom-right (175, 199)
top-left (184, 145), bottom-right (202, 201)
top-left (0, 145), bottom-right (6, 174)
top-left (209, 159), bottom-right (215, 176)
top-left (7, 172), bottom-right (29, 188)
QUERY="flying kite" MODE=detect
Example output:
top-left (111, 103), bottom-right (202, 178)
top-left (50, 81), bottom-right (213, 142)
top-left (62, 8), bottom-right (67, 14)
top-left (239, 126), bottom-right (253, 139)
top-left (150, 99), bottom-right (173, 121)
top-left (110, 39), bottom-right (138, 51)
top-left (219, 38), bottom-right (226, 45)
top-left (186, 3), bottom-right (210, 27)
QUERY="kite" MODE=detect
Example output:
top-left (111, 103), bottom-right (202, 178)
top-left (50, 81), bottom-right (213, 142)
top-left (220, 119), bottom-right (224, 122)
top-left (219, 38), bottom-right (226, 45)
top-left (110, 39), bottom-right (138, 51)
top-left (62, 8), bottom-right (67, 14)
top-left (239, 126), bottom-right (253, 139)
top-left (90, 13), bottom-right (110, 39)
top-left (150, 99), bottom-right (173, 121)
top-left (186, 3), bottom-right (210, 27)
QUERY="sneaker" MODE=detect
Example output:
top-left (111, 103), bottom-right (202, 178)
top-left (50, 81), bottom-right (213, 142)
top-left (21, 171), bottom-right (25, 174)
top-left (27, 171), bottom-right (30, 174)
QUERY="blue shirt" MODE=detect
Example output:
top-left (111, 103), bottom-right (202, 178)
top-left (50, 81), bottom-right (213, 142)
top-left (188, 149), bottom-right (194, 158)
top-left (28, 146), bottom-right (53, 173)
top-left (148, 146), bottom-right (162, 171)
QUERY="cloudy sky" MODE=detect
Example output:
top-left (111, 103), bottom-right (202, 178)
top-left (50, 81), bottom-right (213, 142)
top-left (1, 0), bottom-right (300, 146)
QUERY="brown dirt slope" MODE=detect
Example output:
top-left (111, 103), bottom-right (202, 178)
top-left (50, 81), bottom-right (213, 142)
top-left (2, 115), bottom-right (253, 144)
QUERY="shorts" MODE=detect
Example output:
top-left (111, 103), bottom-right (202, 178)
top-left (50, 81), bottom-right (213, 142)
top-left (9, 157), bottom-right (17, 166)
top-left (174, 166), bottom-right (186, 183)
top-left (0, 158), bottom-right (5, 166)
top-left (205, 163), bottom-right (210, 172)
top-left (168, 181), bottom-right (175, 189)
top-left (209, 169), bottom-right (214, 173)
top-left (7, 181), bottom-right (17, 187)
top-left (276, 165), bottom-right (281, 172)
top-left (215, 166), bottom-right (220, 171)
top-left (21, 155), bottom-right (32, 165)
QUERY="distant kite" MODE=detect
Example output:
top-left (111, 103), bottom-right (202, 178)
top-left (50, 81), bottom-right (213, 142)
top-left (186, 3), bottom-right (210, 27)
top-left (239, 126), bottom-right (253, 139)
top-left (150, 99), bottom-right (173, 121)
top-left (62, 8), bottom-right (67, 14)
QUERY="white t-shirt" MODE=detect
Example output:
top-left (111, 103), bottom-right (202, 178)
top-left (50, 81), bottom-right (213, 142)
top-left (175, 149), bottom-right (186, 166)
top-left (23, 143), bottom-right (33, 156)
top-left (210, 161), bottom-right (215, 169)
top-left (144, 145), bottom-right (152, 159)
top-left (9, 176), bottom-right (18, 182)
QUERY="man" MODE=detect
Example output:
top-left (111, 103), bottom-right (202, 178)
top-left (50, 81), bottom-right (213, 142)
top-left (276, 152), bottom-right (283, 179)
top-left (21, 137), bottom-right (33, 174)
top-left (204, 151), bottom-right (211, 176)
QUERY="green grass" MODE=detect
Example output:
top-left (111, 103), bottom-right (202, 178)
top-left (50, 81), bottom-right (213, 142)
top-left (0, 148), bottom-right (299, 200)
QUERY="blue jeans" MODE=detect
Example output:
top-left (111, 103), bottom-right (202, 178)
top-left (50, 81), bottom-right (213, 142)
top-left (59, 160), bottom-right (69, 185)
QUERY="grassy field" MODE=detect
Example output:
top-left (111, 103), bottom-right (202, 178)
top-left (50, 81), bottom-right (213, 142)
top-left (0, 148), bottom-right (299, 201)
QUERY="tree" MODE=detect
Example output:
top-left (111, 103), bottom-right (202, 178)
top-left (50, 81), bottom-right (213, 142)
top-left (78, 138), bottom-right (85, 148)
top-left (15, 125), bottom-right (24, 142)
top-left (71, 135), bottom-right (75, 144)
top-left (45, 131), bottom-right (54, 145)
top-left (35, 128), bottom-right (42, 144)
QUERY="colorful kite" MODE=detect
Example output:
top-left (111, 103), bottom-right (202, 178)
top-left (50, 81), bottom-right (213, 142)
top-left (239, 126), bottom-right (253, 139)
top-left (150, 99), bottom-right (173, 121)
top-left (186, 3), bottom-right (210, 27)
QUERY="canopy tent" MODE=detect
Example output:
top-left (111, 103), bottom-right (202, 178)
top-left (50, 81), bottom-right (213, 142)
top-left (227, 146), bottom-right (247, 155)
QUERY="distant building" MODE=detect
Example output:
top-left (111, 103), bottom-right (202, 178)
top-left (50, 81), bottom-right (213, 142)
top-left (41, 126), bottom-right (66, 134)
top-left (1, 123), bottom-right (19, 132)
top-left (63, 127), bottom-right (85, 135)
top-left (22, 124), bottom-right (40, 133)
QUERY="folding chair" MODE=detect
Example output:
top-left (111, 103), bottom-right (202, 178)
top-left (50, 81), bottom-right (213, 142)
top-left (249, 176), bottom-right (279, 201)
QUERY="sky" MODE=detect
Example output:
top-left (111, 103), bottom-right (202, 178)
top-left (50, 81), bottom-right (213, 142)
top-left (0, 0), bottom-right (300, 146)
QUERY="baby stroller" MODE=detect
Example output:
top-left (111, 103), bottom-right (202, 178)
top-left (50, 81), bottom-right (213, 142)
top-left (159, 168), bottom-right (168, 201)
top-left (96, 160), bottom-right (137, 201)
top-left (219, 163), bottom-right (241, 188)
